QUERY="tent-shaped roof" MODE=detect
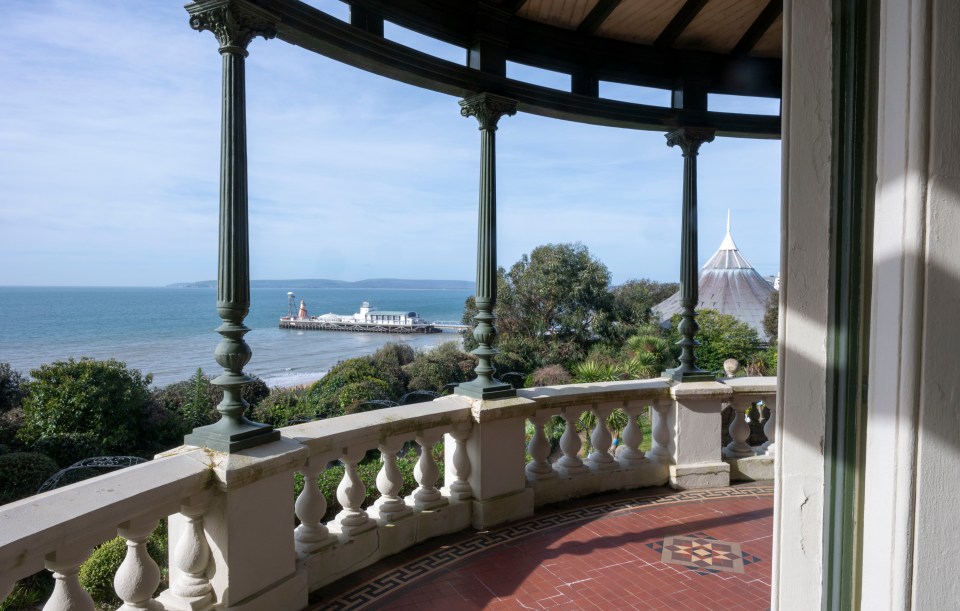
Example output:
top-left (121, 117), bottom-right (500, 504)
top-left (654, 214), bottom-right (776, 341)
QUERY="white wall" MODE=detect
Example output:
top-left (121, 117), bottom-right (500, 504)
top-left (773, 0), bottom-right (833, 607)
top-left (865, 0), bottom-right (960, 607)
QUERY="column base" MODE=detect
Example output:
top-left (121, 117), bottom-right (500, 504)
top-left (454, 379), bottom-right (516, 400)
top-left (184, 419), bottom-right (280, 453)
top-left (662, 367), bottom-right (717, 383)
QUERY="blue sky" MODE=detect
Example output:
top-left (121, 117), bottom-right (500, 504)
top-left (0, 0), bottom-right (781, 287)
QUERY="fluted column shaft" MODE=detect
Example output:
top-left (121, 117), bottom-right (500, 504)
top-left (456, 93), bottom-right (517, 400)
top-left (184, 0), bottom-right (280, 451)
top-left (664, 127), bottom-right (716, 382)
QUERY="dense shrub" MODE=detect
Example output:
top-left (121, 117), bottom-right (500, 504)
top-left (403, 342), bottom-right (475, 393)
top-left (668, 310), bottom-right (763, 374)
top-left (78, 521), bottom-right (168, 608)
top-left (250, 387), bottom-right (312, 428)
top-left (337, 379), bottom-right (393, 412)
top-left (152, 369), bottom-right (270, 428)
top-left (301, 358), bottom-right (386, 419)
top-left (0, 363), bottom-right (24, 413)
top-left (18, 359), bottom-right (153, 457)
top-left (30, 433), bottom-right (101, 468)
top-left (0, 452), bottom-right (59, 505)
top-left (526, 365), bottom-right (572, 388)
top-left (0, 407), bottom-right (26, 453)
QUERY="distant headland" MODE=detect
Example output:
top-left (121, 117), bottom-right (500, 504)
top-left (166, 278), bottom-right (475, 290)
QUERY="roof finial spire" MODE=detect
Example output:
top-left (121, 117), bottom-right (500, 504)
top-left (718, 209), bottom-right (738, 251)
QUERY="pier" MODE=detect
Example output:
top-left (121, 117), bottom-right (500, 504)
top-left (280, 319), bottom-right (442, 333)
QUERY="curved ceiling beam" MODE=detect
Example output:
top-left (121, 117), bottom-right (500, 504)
top-left (343, 0), bottom-right (781, 98)
top-left (256, 0), bottom-right (780, 137)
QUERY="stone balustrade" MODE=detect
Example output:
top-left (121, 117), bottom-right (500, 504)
top-left (0, 376), bottom-right (776, 610)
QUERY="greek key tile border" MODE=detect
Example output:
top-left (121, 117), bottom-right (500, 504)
top-left (318, 485), bottom-right (773, 610)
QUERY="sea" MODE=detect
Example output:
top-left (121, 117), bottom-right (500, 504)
top-left (0, 287), bottom-right (472, 388)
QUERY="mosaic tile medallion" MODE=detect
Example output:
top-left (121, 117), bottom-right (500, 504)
top-left (646, 531), bottom-right (762, 576)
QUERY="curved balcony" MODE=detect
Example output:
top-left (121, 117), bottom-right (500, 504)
top-left (0, 376), bottom-right (775, 610)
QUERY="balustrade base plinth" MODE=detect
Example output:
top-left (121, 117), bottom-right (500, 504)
top-left (184, 420), bottom-right (280, 453)
top-left (156, 590), bottom-right (214, 611)
top-left (726, 454), bottom-right (775, 482)
top-left (662, 367), bottom-right (717, 383)
top-left (471, 488), bottom-right (534, 530)
top-left (454, 379), bottom-right (516, 400)
top-left (669, 462), bottom-right (730, 490)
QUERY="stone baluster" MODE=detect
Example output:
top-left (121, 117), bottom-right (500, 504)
top-left (586, 403), bottom-right (618, 471)
top-left (412, 431), bottom-right (448, 510)
top-left (557, 407), bottom-right (588, 476)
top-left (526, 413), bottom-right (557, 480)
top-left (114, 519), bottom-right (161, 611)
top-left (371, 440), bottom-right (412, 522)
top-left (723, 400), bottom-right (756, 458)
top-left (761, 396), bottom-right (777, 456)
top-left (616, 403), bottom-right (647, 467)
top-left (648, 400), bottom-right (671, 461)
top-left (43, 547), bottom-right (95, 611)
top-left (295, 458), bottom-right (337, 556)
top-left (333, 448), bottom-right (376, 537)
top-left (445, 427), bottom-right (475, 500)
top-left (159, 500), bottom-right (214, 609)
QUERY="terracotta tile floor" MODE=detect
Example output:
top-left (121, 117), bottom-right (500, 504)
top-left (310, 483), bottom-right (773, 611)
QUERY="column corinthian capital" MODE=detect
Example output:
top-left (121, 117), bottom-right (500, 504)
top-left (665, 127), bottom-right (716, 157)
top-left (459, 93), bottom-right (517, 131)
top-left (186, 0), bottom-right (278, 54)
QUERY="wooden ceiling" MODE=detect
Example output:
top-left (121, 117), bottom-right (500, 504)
top-left (515, 0), bottom-right (782, 58)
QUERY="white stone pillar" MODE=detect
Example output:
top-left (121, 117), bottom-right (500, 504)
top-left (463, 397), bottom-right (536, 529)
top-left (669, 381), bottom-right (731, 489)
top-left (165, 438), bottom-right (309, 610)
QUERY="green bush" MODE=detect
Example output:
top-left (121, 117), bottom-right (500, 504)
top-left (250, 387), bottom-right (313, 428)
top-left (152, 369), bottom-right (270, 429)
top-left (0, 573), bottom-right (52, 611)
top-left (30, 433), bottom-right (102, 468)
top-left (526, 365), bottom-right (572, 387)
top-left (301, 358), bottom-right (386, 419)
top-left (0, 363), bottom-right (24, 413)
top-left (78, 521), bottom-right (168, 608)
top-left (18, 359), bottom-right (153, 457)
top-left (338, 378), bottom-right (393, 412)
top-left (0, 452), bottom-right (60, 505)
top-left (403, 342), bottom-right (475, 393)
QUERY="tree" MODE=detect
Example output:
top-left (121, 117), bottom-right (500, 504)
top-left (669, 309), bottom-right (763, 373)
top-left (600, 279), bottom-right (679, 343)
top-left (18, 358), bottom-right (155, 457)
top-left (0, 363), bottom-right (24, 413)
top-left (463, 243), bottom-right (613, 371)
top-left (763, 292), bottom-right (779, 342)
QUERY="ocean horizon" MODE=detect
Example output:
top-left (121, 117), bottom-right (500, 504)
top-left (0, 286), bottom-right (472, 388)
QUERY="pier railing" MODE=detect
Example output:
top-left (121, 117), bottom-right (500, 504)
top-left (0, 377), bottom-right (775, 609)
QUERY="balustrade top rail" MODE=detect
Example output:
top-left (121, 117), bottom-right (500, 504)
top-left (0, 449), bottom-right (210, 584)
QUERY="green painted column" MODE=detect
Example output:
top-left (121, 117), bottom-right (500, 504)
top-left (184, 0), bottom-right (279, 452)
top-left (663, 127), bottom-right (716, 382)
top-left (456, 93), bottom-right (517, 400)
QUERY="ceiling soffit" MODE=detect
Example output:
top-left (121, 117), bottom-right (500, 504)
top-left (253, 0), bottom-right (782, 136)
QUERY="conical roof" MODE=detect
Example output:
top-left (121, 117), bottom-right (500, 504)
top-left (654, 214), bottom-right (776, 341)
